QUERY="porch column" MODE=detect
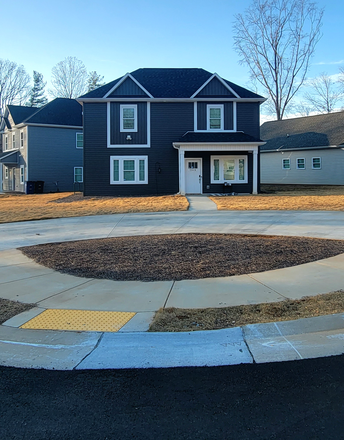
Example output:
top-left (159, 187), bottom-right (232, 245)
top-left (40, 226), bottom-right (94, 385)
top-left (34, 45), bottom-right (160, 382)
top-left (179, 148), bottom-right (185, 194)
top-left (252, 148), bottom-right (258, 194)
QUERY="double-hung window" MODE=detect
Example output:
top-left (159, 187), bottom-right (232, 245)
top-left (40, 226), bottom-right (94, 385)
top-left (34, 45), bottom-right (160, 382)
top-left (312, 157), bottom-right (321, 169)
top-left (110, 156), bottom-right (148, 184)
top-left (207, 105), bottom-right (224, 130)
top-left (20, 131), bottom-right (24, 148)
top-left (282, 158), bottom-right (290, 169)
top-left (20, 165), bottom-right (24, 184)
top-left (211, 156), bottom-right (247, 183)
top-left (76, 133), bottom-right (83, 148)
top-left (74, 167), bottom-right (83, 183)
top-left (120, 105), bottom-right (137, 132)
top-left (296, 158), bottom-right (305, 169)
top-left (4, 167), bottom-right (8, 179)
top-left (12, 133), bottom-right (15, 149)
top-left (4, 135), bottom-right (8, 150)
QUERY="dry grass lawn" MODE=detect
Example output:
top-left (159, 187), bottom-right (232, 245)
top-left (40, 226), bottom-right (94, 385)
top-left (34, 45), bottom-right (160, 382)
top-left (0, 298), bottom-right (36, 325)
top-left (149, 290), bottom-right (344, 332)
top-left (210, 185), bottom-right (344, 211)
top-left (0, 192), bottom-right (189, 224)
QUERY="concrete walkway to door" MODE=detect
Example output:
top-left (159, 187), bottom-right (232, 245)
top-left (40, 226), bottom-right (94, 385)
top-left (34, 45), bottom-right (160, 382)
top-left (186, 195), bottom-right (217, 211)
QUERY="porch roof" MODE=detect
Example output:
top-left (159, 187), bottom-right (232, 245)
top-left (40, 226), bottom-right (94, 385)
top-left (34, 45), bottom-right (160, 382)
top-left (0, 150), bottom-right (19, 165)
top-left (177, 131), bottom-right (263, 144)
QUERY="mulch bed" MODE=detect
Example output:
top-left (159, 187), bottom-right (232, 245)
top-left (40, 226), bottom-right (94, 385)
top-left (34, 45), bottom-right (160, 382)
top-left (20, 234), bottom-right (344, 282)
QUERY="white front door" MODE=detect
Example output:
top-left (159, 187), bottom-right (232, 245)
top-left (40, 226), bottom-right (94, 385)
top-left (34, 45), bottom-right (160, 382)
top-left (185, 158), bottom-right (202, 194)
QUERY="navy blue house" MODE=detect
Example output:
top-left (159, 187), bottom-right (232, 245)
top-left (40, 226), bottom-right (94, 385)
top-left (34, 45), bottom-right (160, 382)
top-left (78, 68), bottom-right (265, 196)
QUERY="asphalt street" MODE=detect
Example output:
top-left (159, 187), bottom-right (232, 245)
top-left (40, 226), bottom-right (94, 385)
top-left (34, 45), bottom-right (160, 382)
top-left (1, 354), bottom-right (344, 440)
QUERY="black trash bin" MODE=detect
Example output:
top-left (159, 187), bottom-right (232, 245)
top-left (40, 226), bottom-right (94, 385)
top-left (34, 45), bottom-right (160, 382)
top-left (35, 181), bottom-right (44, 194)
top-left (25, 181), bottom-right (35, 194)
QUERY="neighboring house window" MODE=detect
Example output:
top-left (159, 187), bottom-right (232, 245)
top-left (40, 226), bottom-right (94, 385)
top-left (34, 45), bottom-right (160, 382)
top-left (20, 165), bottom-right (24, 184)
top-left (207, 105), bottom-right (224, 130)
top-left (296, 158), bottom-right (305, 169)
top-left (20, 131), bottom-right (24, 148)
top-left (4, 167), bottom-right (8, 179)
top-left (12, 133), bottom-right (15, 149)
top-left (120, 105), bottom-right (137, 132)
top-left (110, 156), bottom-right (148, 184)
top-left (74, 167), bottom-right (83, 182)
top-left (312, 157), bottom-right (321, 169)
top-left (5, 135), bottom-right (8, 151)
top-left (282, 158), bottom-right (290, 169)
top-left (76, 133), bottom-right (83, 148)
top-left (211, 156), bottom-right (247, 183)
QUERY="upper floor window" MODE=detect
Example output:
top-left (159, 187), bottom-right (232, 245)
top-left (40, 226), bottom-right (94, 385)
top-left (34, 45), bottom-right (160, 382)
top-left (312, 157), bottom-right (321, 169)
top-left (282, 158), bottom-right (290, 169)
top-left (5, 135), bottom-right (8, 150)
top-left (296, 158), bottom-right (305, 169)
top-left (20, 131), bottom-right (24, 148)
top-left (120, 105), bottom-right (137, 132)
top-left (12, 133), bottom-right (15, 149)
top-left (207, 105), bottom-right (224, 130)
top-left (76, 133), bottom-right (83, 148)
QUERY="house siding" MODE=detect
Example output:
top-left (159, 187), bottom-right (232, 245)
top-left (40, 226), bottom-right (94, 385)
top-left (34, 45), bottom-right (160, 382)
top-left (1, 126), bottom-right (27, 192)
top-left (237, 103), bottom-right (260, 138)
top-left (28, 126), bottom-right (83, 192)
top-left (197, 102), bottom-right (234, 130)
top-left (197, 78), bottom-right (235, 97)
top-left (110, 102), bottom-right (147, 145)
top-left (109, 78), bottom-right (148, 97)
top-left (261, 149), bottom-right (344, 185)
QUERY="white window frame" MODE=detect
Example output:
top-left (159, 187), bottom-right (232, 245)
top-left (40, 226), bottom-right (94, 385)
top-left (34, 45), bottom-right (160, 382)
top-left (20, 130), bottom-right (24, 148)
top-left (20, 165), bottom-right (24, 184)
top-left (5, 135), bottom-right (8, 151)
top-left (110, 156), bottom-right (148, 184)
top-left (210, 155), bottom-right (248, 184)
top-left (4, 166), bottom-right (8, 179)
top-left (312, 157), bottom-right (321, 170)
top-left (296, 158), bottom-right (305, 169)
top-left (12, 133), bottom-right (15, 149)
top-left (120, 104), bottom-right (138, 132)
top-left (74, 167), bottom-right (83, 183)
top-left (282, 158), bottom-right (290, 169)
top-left (207, 104), bottom-right (224, 131)
top-left (76, 132), bottom-right (83, 149)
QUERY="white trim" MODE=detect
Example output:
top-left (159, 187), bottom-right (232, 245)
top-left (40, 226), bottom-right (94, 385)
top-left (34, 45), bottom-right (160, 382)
top-left (207, 104), bottom-right (224, 131)
top-left (211, 155), bottom-right (248, 184)
top-left (282, 158), bottom-right (291, 169)
top-left (194, 102), bottom-right (197, 131)
top-left (12, 132), bottom-right (15, 149)
top-left (147, 102), bottom-right (151, 147)
top-left (252, 150), bottom-right (258, 194)
top-left (20, 165), bottom-right (24, 184)
top-left (4, 135), bottom-right (8, 151)
top-left (107, 102), bottom-right (111, 148)
top-left (233, 102), bottom-right (237, 131)
top-left (20, 130), bottom-right (24, 149)
top-left (78, 97), bottom-right (265, 103)
top-left (173, 143), bottom-right (263, 151)
top-left (110, 155), bottom-right (148, 184)
top-left (190, 73), bottom-right (241, 99)
top-left (120, 104), bottom-right (137, 132)
top-left (4, 166), bottom-right (8, 179)
top-left (16, 123), bottom-right (82, 129)
top-left (74, 166), bottom-right (83, 183)
top-left (103, 73), bottom-right (154, 99)
top-left (178, 149), bottom-right (186, 194)
top-left (185, 157), bottom-right (203, 194)
top-left (312, 157), bottom-right (322, 170)
top-left (76, 132), bottom-right (83, 148)
top-left (296, 158), bottom-right (305, 169)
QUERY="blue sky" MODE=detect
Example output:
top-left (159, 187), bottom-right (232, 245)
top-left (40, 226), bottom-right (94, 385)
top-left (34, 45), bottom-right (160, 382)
top-left (2, 0), bottom-right (343, 116)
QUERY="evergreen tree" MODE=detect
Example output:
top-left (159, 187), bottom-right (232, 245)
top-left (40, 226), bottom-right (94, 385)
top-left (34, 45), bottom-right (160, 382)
top-left (87, 71), bottom-right (105, 92)
top-left (27, 71), bottom-right (48, 107)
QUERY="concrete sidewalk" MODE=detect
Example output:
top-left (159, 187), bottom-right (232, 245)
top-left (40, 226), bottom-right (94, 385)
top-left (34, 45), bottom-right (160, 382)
top-left (0, 210), bottom-right (343, 369)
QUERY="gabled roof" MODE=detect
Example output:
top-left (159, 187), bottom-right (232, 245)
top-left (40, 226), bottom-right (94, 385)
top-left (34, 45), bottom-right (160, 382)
top-left (261, 111), bottom-right (344, 151)
top-left (6, 105), bottom-right (38, 126)
top-left (79, 68), bottom-right (264, 100)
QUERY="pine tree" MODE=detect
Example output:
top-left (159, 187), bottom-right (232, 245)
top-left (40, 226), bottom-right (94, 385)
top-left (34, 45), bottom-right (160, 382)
top-left (87, 71), bottom-right (105, 92)
top-left (27, 71), bottom-right (48, 107)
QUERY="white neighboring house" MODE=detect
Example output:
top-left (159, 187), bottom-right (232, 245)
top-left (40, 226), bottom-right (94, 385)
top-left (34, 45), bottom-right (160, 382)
top-left (260, 111), bottom-right (344, 185)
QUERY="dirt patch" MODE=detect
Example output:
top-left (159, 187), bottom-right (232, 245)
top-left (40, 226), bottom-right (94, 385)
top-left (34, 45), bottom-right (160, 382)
top-left (0, 193), bottom-right (189, 224)
top-left (20, 234), bottom-right (344, 282)
top-left (149, 291), bottom-right (344, 331)
top-left (0, 299), bottom-right (36, 325)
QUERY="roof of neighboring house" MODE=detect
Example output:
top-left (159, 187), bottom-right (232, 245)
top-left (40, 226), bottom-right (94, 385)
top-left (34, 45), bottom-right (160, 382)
top-left (79, 68), bottom-right (264, 100)
top-left (4, 105), bottom-right (38, 127)
top-left (177, 131), bottom-right (263, 144)
top-left (260, 111), bottom-right (344, 152)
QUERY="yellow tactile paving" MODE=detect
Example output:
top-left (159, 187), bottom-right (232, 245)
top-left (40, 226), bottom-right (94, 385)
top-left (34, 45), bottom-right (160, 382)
top-left (20, 309), bottom-right (136, 332)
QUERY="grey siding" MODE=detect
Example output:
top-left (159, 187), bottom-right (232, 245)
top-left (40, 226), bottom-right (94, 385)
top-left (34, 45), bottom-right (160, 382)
top-left (28, 126), bottom-right (83, 192)
top-left (237, 103), bottom-right (260, 138)
top-left (110, 102), bottom-right (147, 145)
top-left (197, 102), bottom-right (234, 130)
top-left (197, 77), bottom-right (235, 97)
top-left (1, 126), bottom-right (28, 192)
top-left (83, 102), bottom-right (194, 196)
top-left (109, 77), bottom-right (148, 97)
top-left (260, 149), bottom-right (344, 185)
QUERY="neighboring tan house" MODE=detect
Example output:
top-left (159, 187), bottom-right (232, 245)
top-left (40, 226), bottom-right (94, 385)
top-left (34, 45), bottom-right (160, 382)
top-left (78, 68), bottom-right (266, 196)
top-left (260, 111), bottom-right (344, 185)
top-left (0, 98), bottom-right (83, 193)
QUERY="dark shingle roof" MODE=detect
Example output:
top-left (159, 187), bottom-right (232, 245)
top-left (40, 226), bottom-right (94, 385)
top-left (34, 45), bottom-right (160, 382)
top-left (24, 98), bottom-right (82, 126)
top-left (178, 132), bottom-right (263, 143)
top-left (79, 68), bottom-right (264, 100)
top-left (7, 105), bottom-right (38, 125)
top-left (261, 112), bottom-right (344, 151)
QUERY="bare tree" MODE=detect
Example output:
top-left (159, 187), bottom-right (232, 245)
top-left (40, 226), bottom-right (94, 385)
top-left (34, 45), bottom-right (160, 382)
top-left (303, 73), bottom-right (343, 113)
top-left (0, 59), bottom-right (31, 118)
top-left (233, 0), bottom-right (323, 120)
top-left (50, 57), bottom-right (87, 99)
top-left (87, 71), bottom-right (105, 92)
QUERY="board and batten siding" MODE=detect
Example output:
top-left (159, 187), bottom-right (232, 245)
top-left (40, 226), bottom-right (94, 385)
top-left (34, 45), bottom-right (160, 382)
top-left (197, 102), bottom-right (233, 130)
top-left (110, 102), bottom-right (147, 145)
top-left (28, 126), bottom-right (83, 192)
top-left (83, 102), bottom-right (194, 196)
top-left (261, 149), bottom-right (344, 185)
